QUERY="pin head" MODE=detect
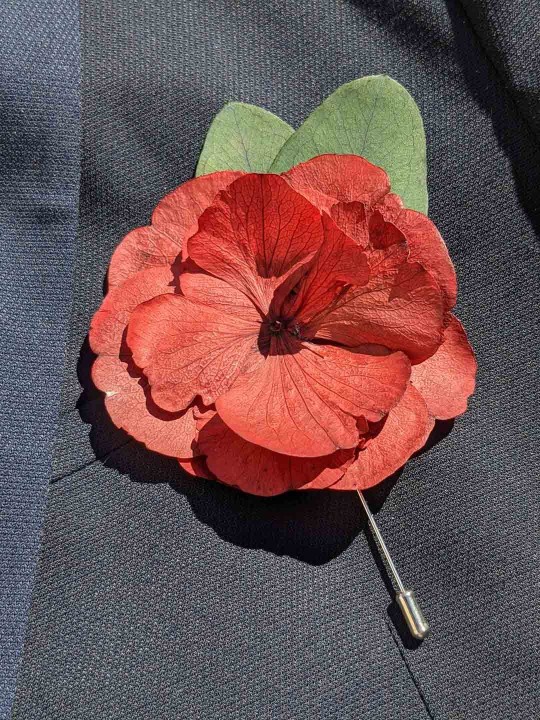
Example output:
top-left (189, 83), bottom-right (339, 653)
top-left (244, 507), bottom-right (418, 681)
top-left (396, 589), bottom-right (430, 641)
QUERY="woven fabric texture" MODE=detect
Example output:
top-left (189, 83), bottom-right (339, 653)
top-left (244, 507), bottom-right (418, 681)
top-left (13, 1), bottom-right (540, 718)
top-left (0, 1), bottom-right (80, 718)
top-left (461, 0), bottom-right (540, 139)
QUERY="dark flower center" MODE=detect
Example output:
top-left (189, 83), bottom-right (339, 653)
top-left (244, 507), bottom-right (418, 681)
top-left (267, 317), bottom-right (302, 341)
top-left (269, 319), bottom-right (283, 334)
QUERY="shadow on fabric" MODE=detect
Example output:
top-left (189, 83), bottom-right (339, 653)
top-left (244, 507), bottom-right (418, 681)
top-left (77, 334), bottom-right (452, 643)
top-left (446, 0), bottom-right (540, 235)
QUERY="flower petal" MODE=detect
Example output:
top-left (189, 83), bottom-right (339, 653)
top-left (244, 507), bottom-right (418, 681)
top-left (187, 174), bottom-right (324, 313)
top-left (107, 225), bottom-right (182, 289)
top-left (330, 202), bottom-right (408, 252)
top-left (308, 258), bottom-right (446, 364)
top-left (391, 209), bottom-right (457, 310)
top-left (178, 456), bottom-right (215, 481)
top-left (152, 170), bottom-right (244, 254)
top-left (277, 214), bottom-right (369, 323)
top-left (411, 314), bottom-right (477, 419)
top-left (332, 384), bottom-right (434, 490)
top-left (89, 266), bottom-right (199, 456)
top-left (329, 201), bottom-right (370, 247)
top-left (197, 412), bottom-right (354, 496)
top-left (127, 294), bottom-right (262, 412)
top-left (90, 266), bottom-right (176, 356)
top-left (107, 172), bottom-right (243, 288)
top-left (92, 355), bottom-right (200, 457)
top-left (330, 199), bottom-right (456, 311)
top-left (180, 266), bottom-right (263, 322)
top-left (283, 154), bottom-right (390, 211)
top-left (376, 192), bottom-right (404, 219)
top-left (216, 336), bottom-right (410, 457)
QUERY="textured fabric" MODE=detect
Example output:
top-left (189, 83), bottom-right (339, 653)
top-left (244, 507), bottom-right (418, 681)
top-left (0, 2), bottom-right (80, 718)
top-left (461, 0), bottom-right (540, 139)
top-left (13, 0), bottom-right (540, 718)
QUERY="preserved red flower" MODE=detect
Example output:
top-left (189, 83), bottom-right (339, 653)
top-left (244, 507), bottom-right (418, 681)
top-left (90, 155), bottom-right (476, 496)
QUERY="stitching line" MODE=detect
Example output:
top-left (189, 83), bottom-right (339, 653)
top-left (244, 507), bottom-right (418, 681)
top-left (385, 619), bottom-right (436, 720)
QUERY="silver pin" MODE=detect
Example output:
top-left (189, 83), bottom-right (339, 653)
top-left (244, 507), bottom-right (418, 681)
top-left (357, 489), bottom-right (430, 641)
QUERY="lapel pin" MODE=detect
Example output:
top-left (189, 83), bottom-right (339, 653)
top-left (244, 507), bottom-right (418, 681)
top-left (357, 489), bottom-right (430, 640)
top-left (89, 77), bottom-right (476, 643)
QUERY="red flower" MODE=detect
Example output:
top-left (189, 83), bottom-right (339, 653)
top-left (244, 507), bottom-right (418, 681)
top-left (90, 155), bottom-right (476, 496)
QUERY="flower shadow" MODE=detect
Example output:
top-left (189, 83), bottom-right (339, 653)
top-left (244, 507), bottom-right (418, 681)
top-left (77, 336), bottom-right (452, 569)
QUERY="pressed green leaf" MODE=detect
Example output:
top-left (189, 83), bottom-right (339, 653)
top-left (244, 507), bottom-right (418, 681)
top-left (196, 102), bottom-right (294, 176)
top-left (270, 76), bottom-right (428, 213)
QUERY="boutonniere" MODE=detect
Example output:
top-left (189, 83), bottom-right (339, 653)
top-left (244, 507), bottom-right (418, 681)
top-left (89, 76), bottom-right (476, 640)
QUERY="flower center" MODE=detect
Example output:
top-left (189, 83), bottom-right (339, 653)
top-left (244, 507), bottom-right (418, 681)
top-left (269, 319), bottom-right (283, 334)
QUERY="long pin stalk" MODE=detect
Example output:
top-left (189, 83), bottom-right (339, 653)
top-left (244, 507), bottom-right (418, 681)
top-left (357, 489), bottom-right (430, 641)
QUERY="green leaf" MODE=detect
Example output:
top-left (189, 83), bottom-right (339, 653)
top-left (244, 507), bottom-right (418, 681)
top-left (196, 102), bottom-right (294, 176)
top-left (270, 76), bottom-right (428, 213)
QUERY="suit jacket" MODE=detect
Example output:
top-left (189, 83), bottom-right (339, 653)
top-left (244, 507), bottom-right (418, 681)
top-left (4, 1), bottom-right (540, 718)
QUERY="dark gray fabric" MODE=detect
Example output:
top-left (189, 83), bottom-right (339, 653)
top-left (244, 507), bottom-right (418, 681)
top-left (13, 0), bottom-right (539, 718)
top-left (0, 2), bottom-right (79, 718)
top-left (460, 0), bottom-right (540, 140)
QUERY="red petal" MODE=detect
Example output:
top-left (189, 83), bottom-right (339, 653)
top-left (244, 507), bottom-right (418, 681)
top-left (89, 266), bottom-right (176, 356)
top-left (391, 209), bottom-right (457, 311)
top-left (92, 355), bottom-right (200, 457)
top-left (107, 225), bottom-right (182, 289)
top-left (266, 253), bottom-right (317, 320)
top-left (330, 203), bottom-right (408, 252)
top-left (283, 154), bottom-right (390, 211)
top-left (329, 202), bottom-right (371, 248)
top-left (331, 198), bottom-right (456, 311)
top-left (216, 336), bottom-right (410, 457)
top-left (198, 412), bottom-right (353, 496)
top-left (187, 174), bottom-right (324, 313)
top-left (411, 314), bottom-right (477, 419)
top-left (376, 192), bottom-right (404, 219)
top-left (107, 172), bottom-right (242, 288)
top-left (178, 456), bottom-right (215, 481)
top-left (332, 384), bottom-right (434, 490)
top-left (308, 258), bottom-right (445, 364)
top-left (277, 214), bottom-right (369, 323)
top-left (152, 170), bottom-right (244, 257)
top-left (180, 266), bottom-right (263, 322)
top-left (127, 293), bottom-right (262, 412)
top-left (89, 266), bottom-right (197, 456)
